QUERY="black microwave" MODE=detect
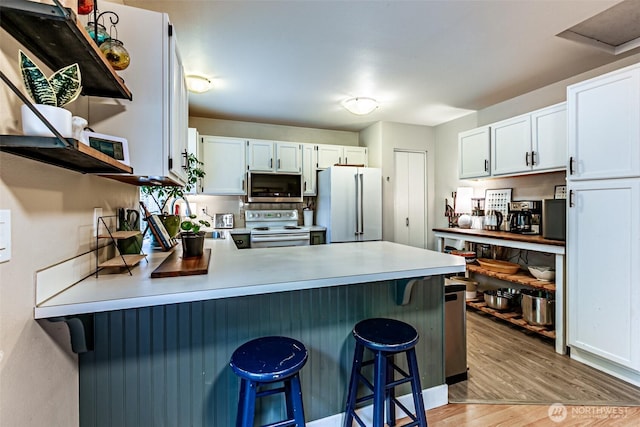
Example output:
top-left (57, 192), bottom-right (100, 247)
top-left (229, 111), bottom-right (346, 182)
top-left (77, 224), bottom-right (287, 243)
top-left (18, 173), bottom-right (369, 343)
top-left (247, 172), bottom-right (303, 203)
top-left (542, 199), bottom-right (566, 241)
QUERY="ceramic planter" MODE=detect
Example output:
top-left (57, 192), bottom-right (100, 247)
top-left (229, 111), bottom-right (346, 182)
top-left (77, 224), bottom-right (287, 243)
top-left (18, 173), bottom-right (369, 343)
top-left (21, 104), bottom-right (72, 137)
top-left (181, 232), bottom-right (205, 258)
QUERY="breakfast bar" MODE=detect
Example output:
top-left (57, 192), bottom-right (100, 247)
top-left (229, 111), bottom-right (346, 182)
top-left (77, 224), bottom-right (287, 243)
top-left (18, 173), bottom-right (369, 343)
top-left (36, 237), bottom-right (464, 426)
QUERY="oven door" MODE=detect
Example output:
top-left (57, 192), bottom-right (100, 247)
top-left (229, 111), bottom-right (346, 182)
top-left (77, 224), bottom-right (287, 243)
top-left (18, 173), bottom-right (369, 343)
top-left (250, 232), bottom-right (310, 248)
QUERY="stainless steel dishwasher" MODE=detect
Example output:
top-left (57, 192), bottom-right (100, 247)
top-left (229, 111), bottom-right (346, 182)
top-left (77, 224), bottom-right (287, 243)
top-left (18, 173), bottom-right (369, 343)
top-left (444, 282), bottom-right (468, 384)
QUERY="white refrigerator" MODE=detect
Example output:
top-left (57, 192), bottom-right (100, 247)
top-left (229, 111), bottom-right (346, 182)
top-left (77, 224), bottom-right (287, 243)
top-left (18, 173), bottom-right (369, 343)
top-left (316, 166), bottom-right (382, 243)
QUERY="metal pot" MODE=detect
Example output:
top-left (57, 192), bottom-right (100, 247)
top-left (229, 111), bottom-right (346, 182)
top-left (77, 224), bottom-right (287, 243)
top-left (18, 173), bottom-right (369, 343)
top-left (521, 289), bottom-right (555, 326)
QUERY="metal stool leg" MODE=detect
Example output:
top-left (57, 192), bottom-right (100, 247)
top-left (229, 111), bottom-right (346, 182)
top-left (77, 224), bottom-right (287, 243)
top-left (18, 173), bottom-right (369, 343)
top-left (343, 342), bottom-right (365, 427)
top-left (406, 348), bottom-right (428, 427)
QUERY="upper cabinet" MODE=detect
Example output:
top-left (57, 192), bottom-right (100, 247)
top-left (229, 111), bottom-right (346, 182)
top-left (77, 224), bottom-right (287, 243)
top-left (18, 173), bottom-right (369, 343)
top-left (491, 103), bottom-right (566, 177)
top-left (302, 144), bottom-right (317, 196)
top-left (247, 140), bottom-right (302, 173)
top-left (567, 67), bottom-right (640, 181)
top-left (459, 102), bottom-right (566, 179)
top-left (317, 144), bottom-right (368, 169)
top-left (458, 126), bottom-right (490, 179)
top-left (200, 136), bottom-right (246, 195)
top-left (87, 2), bottom-right (189, 186)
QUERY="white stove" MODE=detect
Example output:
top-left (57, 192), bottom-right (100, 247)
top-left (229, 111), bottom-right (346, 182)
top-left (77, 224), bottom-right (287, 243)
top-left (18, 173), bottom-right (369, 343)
top-left (245, 209), bottom-right (310, 248)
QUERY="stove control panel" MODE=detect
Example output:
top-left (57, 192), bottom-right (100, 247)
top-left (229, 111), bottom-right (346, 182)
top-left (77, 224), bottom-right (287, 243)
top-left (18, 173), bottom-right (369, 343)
top-left (245, 209), bottom-right (299, 222)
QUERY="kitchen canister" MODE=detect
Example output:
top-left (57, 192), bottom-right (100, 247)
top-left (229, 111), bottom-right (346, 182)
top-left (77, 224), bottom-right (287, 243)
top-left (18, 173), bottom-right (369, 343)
top-left (303, 209), bottom-right (314, 227)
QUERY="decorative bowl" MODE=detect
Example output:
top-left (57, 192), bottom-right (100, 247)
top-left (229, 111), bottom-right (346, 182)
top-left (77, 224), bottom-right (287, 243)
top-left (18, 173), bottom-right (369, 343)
top-left (528, 266), bottom-right (556, 282)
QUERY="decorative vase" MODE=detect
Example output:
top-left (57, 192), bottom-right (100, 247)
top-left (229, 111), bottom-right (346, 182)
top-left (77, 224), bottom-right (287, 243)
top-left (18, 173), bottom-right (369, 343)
top-left (21, 104), bottom-right (72, 138)
top-left (85, 22), bottom-right (110, 45)
top-left (99, 39), bottom-right (131, 71)
top-left (160, 214), bottom-right (181, 239)
top-left (181, 232), bottom-right (205, 258)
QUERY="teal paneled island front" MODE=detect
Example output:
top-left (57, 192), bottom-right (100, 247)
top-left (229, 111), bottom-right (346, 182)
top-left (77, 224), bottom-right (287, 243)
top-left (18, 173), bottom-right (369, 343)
top-left (36, 237), bottom-right (465, 426)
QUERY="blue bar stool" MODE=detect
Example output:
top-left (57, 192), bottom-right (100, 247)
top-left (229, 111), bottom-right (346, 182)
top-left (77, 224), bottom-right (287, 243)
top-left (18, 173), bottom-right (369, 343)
top-left (230, 336), bottom-right (308, 427)
top-left (343, 318), bottom-right (428, 427)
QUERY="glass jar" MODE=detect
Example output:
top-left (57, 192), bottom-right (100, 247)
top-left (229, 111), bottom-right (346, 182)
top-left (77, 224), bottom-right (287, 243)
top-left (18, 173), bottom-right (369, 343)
top-left (77, 0), bottom-right (94, 15)
top-left (99, 39), bottom-right (130, 71)
top-left (85, 22), bottom-right (110, 45)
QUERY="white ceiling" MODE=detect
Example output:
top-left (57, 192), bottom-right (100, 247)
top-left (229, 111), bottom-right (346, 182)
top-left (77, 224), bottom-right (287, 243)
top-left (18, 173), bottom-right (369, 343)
top-left (124, 0), bottom-right (634, 132)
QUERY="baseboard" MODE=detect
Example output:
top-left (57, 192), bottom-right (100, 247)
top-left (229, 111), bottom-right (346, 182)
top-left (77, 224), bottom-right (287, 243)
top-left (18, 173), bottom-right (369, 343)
top-left (307, 384), bottom-right (448, 427)
top-left (571, 347), bottom-right (640, 388)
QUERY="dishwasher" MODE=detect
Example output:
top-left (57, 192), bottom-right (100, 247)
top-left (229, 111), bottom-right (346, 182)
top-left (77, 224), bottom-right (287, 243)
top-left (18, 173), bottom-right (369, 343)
top-left (444, 281), bottom-right (468, 384)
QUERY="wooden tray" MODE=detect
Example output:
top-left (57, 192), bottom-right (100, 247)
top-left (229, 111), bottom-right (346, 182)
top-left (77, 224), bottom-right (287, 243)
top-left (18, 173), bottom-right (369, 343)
top-left (151, 249), bottom-right (211, 278)
top-left (476, 258), bottom-right (520, 274)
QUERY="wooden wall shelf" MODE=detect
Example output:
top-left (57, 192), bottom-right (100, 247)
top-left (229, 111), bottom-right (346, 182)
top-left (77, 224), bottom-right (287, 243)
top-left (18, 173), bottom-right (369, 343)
top-left (0, 0), bottom-right (132, 100)
top-left (0, 135), bottom-right (133, 174)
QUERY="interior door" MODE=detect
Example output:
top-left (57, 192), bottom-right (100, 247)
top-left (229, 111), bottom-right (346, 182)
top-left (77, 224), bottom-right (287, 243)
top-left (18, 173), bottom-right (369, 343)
top-left (394, 150), bottom-right (426, 248)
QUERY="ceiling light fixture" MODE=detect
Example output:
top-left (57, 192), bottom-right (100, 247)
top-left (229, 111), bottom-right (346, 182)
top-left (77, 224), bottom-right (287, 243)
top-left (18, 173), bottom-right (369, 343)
top-left (186, 75), bottom-right (213, 93)
top-left (342, 97), bottom-right (379, 115)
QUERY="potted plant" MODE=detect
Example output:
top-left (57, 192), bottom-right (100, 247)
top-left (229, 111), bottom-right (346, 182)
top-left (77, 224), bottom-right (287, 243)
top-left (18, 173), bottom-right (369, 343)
top-left (141, 153), bottom-right (205, 239)
top-left (19, 50), bottom-right (82, 137)
top-left (179, 215), bottom-right (210, 258)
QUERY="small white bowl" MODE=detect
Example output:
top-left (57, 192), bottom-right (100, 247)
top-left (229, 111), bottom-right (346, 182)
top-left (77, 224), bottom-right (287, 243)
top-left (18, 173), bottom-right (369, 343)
top-left (528, 266), bottom-right (556, 281)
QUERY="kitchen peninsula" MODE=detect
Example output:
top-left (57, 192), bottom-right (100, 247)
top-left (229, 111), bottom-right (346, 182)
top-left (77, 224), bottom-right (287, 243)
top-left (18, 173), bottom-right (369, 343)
top-left (37, 237), bottom-right (464, 426)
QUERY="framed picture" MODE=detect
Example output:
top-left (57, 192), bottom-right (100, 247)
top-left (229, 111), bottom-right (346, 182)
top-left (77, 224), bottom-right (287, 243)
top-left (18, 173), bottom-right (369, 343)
top-left (83, 131), bottom-right (130, 166)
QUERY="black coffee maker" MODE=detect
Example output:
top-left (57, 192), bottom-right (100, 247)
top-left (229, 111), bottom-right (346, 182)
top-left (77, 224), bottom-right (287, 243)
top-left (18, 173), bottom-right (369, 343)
top-left (508, 201), bottom-right (542, 234)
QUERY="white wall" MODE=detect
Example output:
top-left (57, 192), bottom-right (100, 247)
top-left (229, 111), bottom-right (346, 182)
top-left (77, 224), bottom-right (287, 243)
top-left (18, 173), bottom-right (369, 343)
top-left (1, 23), bottom-right (138, 427)
top-left (361, 122), bottom-right (435, 244)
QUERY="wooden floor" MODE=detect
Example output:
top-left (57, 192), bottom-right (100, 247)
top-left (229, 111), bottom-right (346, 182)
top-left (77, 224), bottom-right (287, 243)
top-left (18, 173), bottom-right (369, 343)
top-left (448, 309), bottom-right (640, 406)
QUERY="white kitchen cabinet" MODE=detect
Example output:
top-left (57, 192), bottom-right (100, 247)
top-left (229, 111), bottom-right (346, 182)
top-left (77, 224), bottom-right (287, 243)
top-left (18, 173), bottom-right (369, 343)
top-left (491, 114), bottom-right (531, 176)
top-left (531, 103), bottom-right (567, 173)
top-left (200, 136), bottom-right (246, 195)
top-left (302, 143), bottom-right (317, 196)
top-left (316, 145), bottom-right (368, 169)
top-left (567, 66), bottom-right (640, 180)
top-left (247, 140), bottom-right (301, 173)
top-left (88, 2), bottom-right (189, 185)
top-left (567, 179), bottom-right (640, 371)
top-left (458, 126), bottom-right (490, 179)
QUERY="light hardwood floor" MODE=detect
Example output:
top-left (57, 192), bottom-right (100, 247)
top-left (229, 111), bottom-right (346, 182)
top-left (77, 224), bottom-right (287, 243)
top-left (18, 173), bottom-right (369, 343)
top-left (448, 309), bottom-right (640, 405)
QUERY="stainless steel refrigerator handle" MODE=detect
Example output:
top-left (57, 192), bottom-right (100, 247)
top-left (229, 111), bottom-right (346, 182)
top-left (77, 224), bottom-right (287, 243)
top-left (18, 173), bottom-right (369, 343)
top-left (354, 173), bottom-right (360, 235)
top-left (359, 172), bottom-right (364, 235)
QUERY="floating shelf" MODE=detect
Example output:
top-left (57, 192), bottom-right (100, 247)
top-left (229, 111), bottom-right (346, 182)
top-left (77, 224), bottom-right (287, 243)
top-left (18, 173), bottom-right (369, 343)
top-left (0, 135), bottom-right (133, 174)
top-left (467, 264), bottom-right (556, 292)
top-left (467, 297), bottom-right (556, 339)
top-left (98, 254), bottom-right (146, 269)
top-left (0, 0), bottom-right (132, 100)
top-left (97, 230), bottom-right (141, 239)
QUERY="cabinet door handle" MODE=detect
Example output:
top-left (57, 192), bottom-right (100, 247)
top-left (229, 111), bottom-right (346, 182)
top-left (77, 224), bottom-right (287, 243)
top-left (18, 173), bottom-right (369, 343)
top-left (278, 159), bottom-right (281, 169)
top-left (345, 157), bottom-right (348, 164)
top-left (270, 158), bottom-right (273, 169)
top-left (339, 157), bottom-right (342, 165)
top-left (304, 181), bottom-right (307, 191)
top-left (525, 152), bottom-right (530, 166)
top-left (531, 151), bottom-right (536, 166)
top-left (569, 156), bottom-right (575, 175)
top-left (569, 190), bottom-right (575, 207)
top-left (484, 159), bottom-right (489, 172)
top-left (242, 179), bottom-right (245, 192)
top-left (182, 149), bottom-right (189, 171)
top-left (406, 217), bottom-right (409, 226)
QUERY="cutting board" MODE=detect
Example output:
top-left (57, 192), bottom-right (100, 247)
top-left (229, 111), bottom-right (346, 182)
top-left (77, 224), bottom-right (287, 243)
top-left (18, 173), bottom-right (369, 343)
top-left (151, 249), bottom-right (211, 278)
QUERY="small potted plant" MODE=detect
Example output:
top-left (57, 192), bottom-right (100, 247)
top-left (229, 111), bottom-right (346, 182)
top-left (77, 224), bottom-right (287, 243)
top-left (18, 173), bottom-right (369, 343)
top-left (19, 50), bottom-right (82, 137)
top-left (179, 215), bottom-right (210, 258)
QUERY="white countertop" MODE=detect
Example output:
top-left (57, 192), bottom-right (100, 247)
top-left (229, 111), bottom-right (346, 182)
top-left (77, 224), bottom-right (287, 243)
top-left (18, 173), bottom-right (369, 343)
top-left (34, 235), bottom-right (465, 319)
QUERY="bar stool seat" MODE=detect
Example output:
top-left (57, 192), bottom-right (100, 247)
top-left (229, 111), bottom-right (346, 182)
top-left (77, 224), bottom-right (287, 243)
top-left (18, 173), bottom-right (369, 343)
top-left (230, 336), bottom-right (308, 427)
top-left (343, 318), bottom-right (428, 427)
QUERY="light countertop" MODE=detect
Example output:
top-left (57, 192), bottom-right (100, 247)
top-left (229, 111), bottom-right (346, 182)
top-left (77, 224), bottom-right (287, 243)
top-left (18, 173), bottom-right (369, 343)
top-left (35, 235), bottom-right (465, 319)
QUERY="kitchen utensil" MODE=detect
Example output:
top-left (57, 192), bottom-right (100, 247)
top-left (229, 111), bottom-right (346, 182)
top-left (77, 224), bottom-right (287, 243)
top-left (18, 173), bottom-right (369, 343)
top-left (484, 209), bottom-right (503, 231)
top-left (521, 289), bottom-right (555, 326)
top-left (476, 258), bottom-right (520, 274)
top-left (528, 266), bottom-right (556, 282)
top-left (483, 289), bottom-right (511, 310)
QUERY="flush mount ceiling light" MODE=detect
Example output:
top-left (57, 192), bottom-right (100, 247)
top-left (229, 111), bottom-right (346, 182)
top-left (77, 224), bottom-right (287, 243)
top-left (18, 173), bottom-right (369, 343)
top-left (342, 97), bottom-right (379, 115)
top-left (186, 75), bottom-right (213, 93)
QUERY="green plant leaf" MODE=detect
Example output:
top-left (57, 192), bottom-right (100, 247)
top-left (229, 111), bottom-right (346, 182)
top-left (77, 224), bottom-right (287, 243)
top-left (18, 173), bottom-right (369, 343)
top-left (49, 63), bottom-right (82, 107)
top-left (19, 50), bottom-right (55, 106)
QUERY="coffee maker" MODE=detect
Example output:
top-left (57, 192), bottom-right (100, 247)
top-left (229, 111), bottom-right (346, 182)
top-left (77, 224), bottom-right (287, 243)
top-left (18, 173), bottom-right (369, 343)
top-left (508, 201), bottom-right (542, 234)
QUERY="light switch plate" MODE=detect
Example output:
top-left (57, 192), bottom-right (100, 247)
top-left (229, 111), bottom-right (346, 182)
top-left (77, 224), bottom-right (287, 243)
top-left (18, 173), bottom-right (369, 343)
top-left (0, 210), bottom-right (11, 263)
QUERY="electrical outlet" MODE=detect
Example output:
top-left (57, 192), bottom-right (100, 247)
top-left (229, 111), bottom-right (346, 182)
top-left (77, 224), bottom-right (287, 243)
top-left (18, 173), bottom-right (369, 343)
top-left (93, 207), bottom-right (103, 236)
